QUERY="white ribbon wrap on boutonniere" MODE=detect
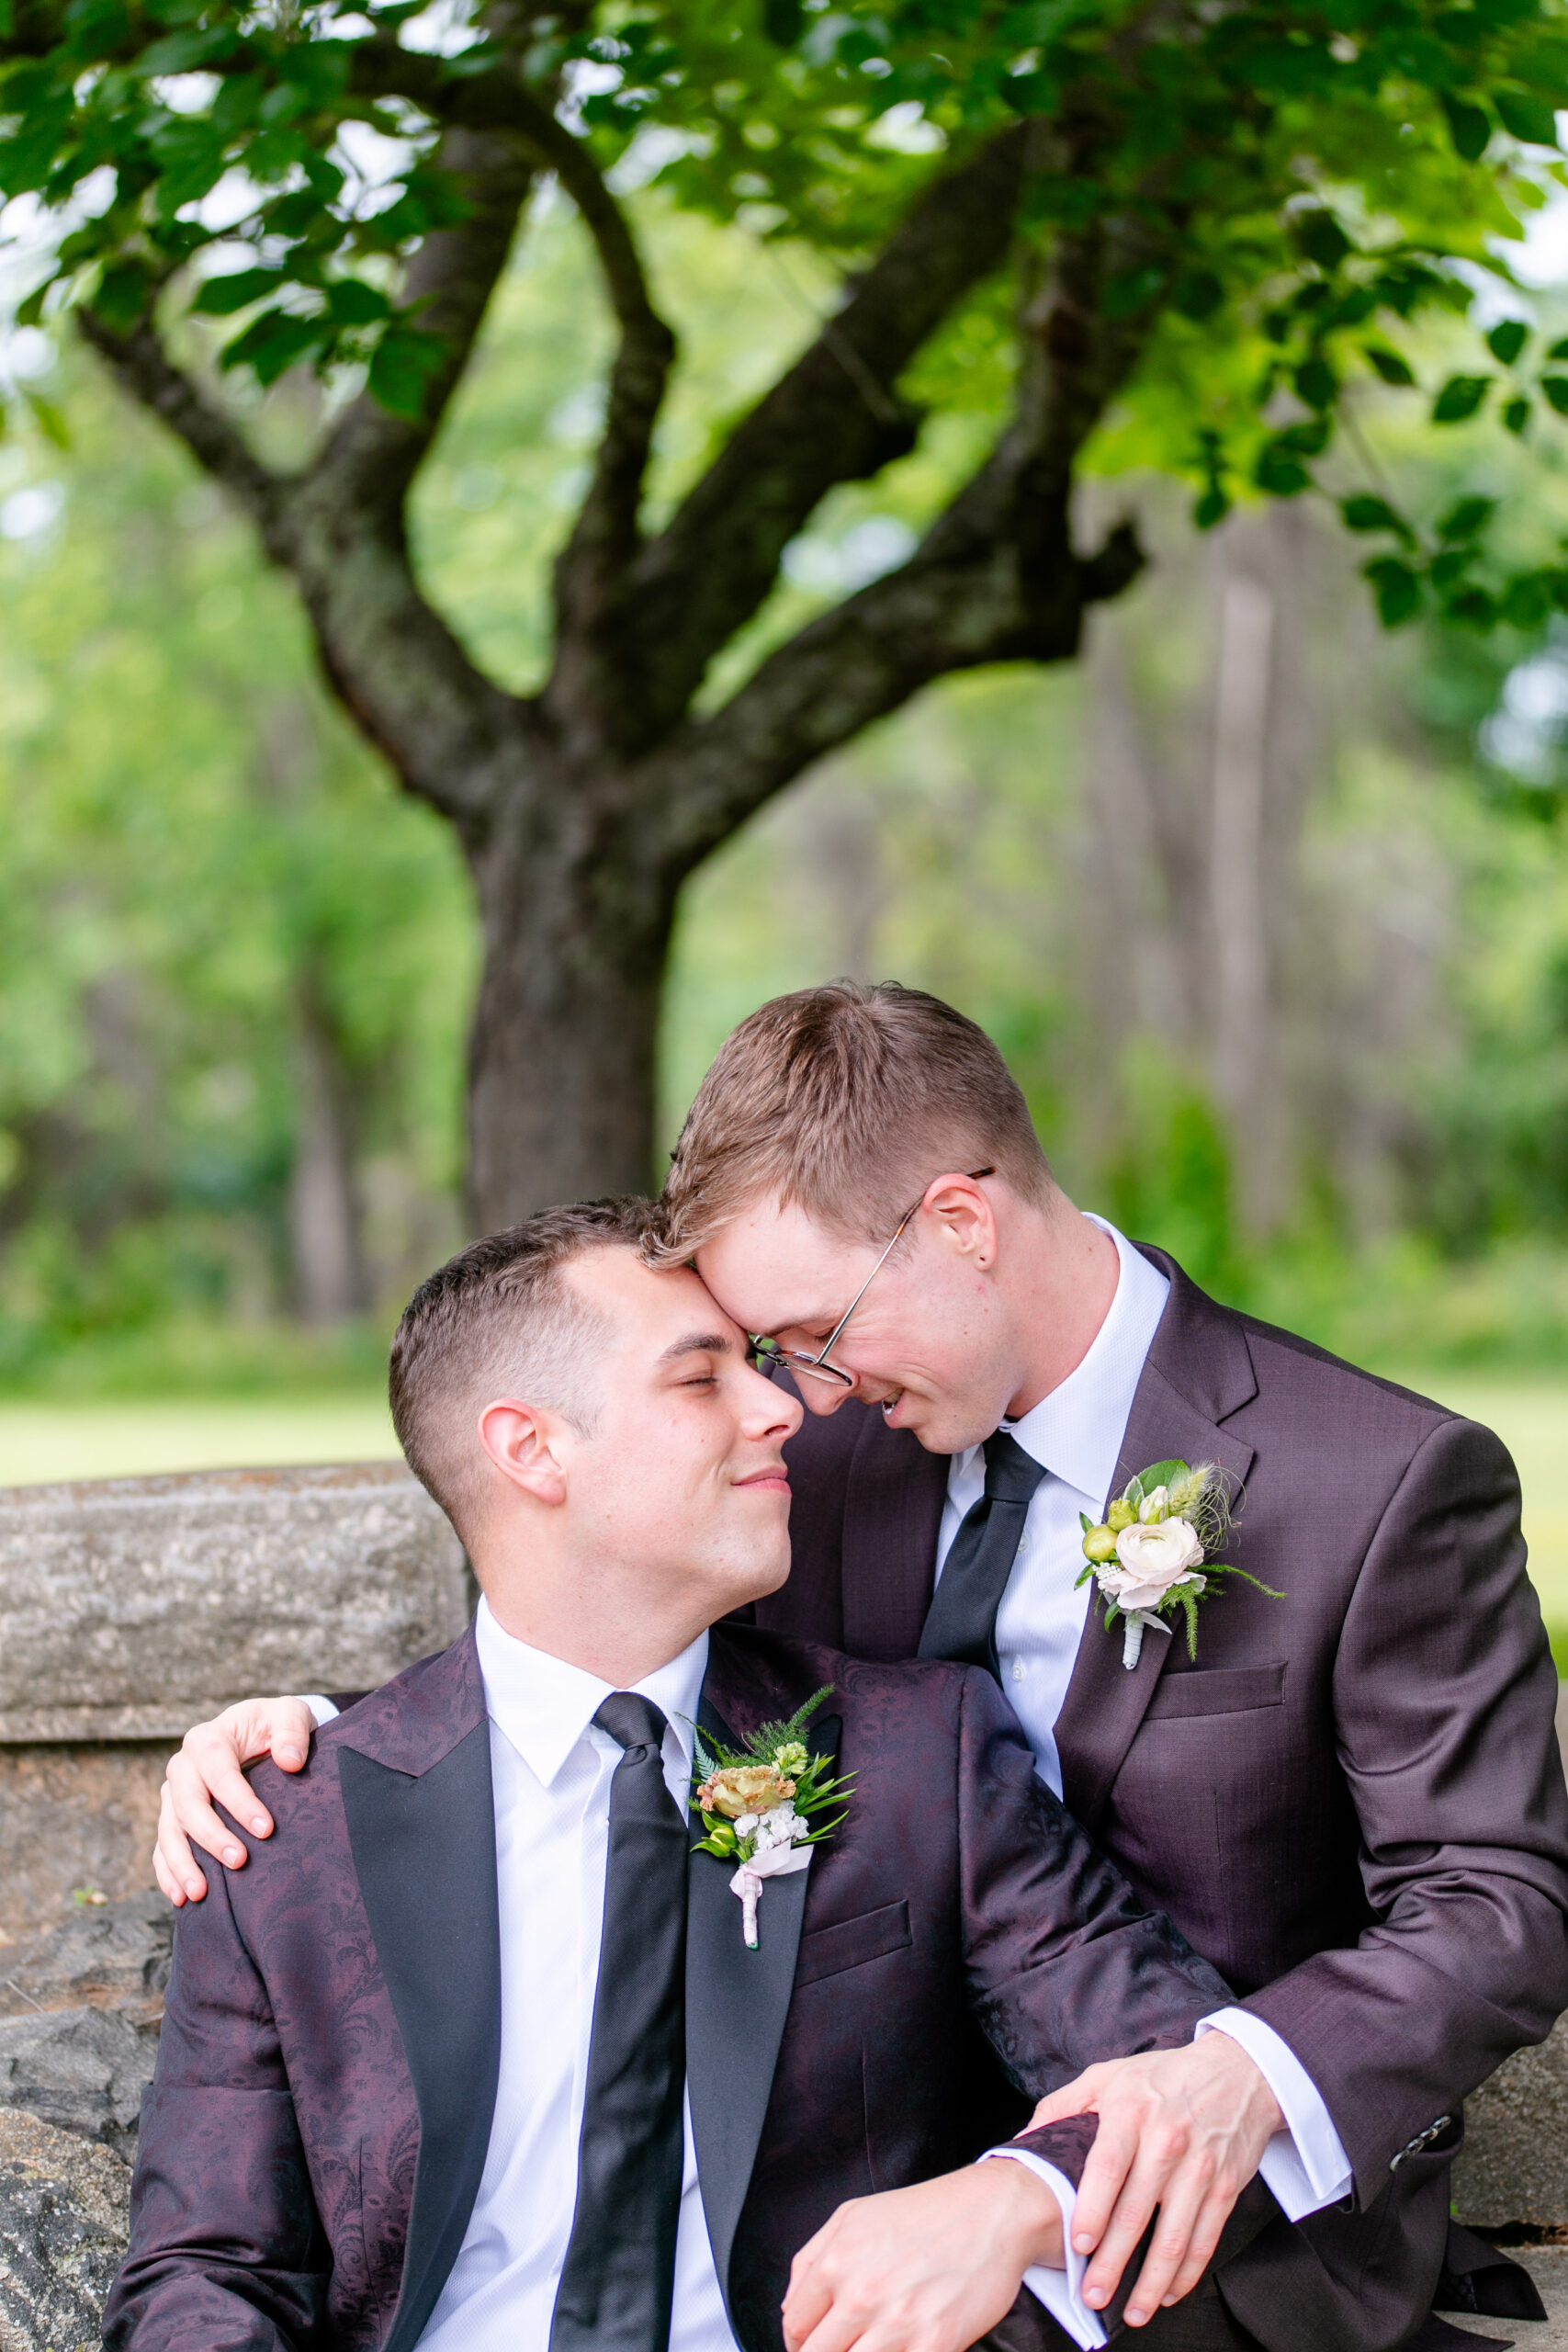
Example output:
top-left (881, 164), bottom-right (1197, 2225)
top-left (689, 1687), bottom-right (853, 1950)
top-left (1077, 1459), bottom-right (1280, 1669)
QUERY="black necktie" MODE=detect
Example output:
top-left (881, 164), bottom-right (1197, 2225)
top-left (550, 1694), bottom-right (688, 2352)
top-left (917, 1430), bottom-right (1047, 1679)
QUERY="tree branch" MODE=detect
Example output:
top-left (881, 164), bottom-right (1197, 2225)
top-left (604, 123), bottom-right (1033, 745)
top-left (347, 43), bottom-right (676, 622)
top-left (642, 184), bottom-right (1168, 876)
top-left (74, 309), bottom-right (286, 539)
top-left (310, 119), bottom-right (537, 518)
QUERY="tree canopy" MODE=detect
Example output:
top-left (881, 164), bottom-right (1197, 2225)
top-left (6, 0), bottom-right (1568, 1216)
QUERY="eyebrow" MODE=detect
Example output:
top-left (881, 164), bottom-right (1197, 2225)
top-left (659, 1331), bottom-right (737, 1363)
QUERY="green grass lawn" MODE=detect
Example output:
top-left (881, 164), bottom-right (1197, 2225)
top-left (0, 1371), bottom-right (1561, 1639)
top-left (0, 1396), bottom-right (398, 1487)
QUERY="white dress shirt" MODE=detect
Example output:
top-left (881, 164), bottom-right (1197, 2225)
top-left (942, 1216), bottom-right (1353, 2331)
top-left (414, 1602), bottom-right (738, 2352)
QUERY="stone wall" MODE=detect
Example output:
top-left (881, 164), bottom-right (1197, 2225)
top-left (0, 1460), bottom-right (1563, 2236)
top-left (0, 1462), bottom-right (470, 1937)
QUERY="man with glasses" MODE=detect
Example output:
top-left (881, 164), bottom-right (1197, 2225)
top-left (154, 981), bottom-right (1568, 2352)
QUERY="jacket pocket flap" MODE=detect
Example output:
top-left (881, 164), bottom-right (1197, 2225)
top-left (795, 1898), bottom-right (911, 1986)
top-left (1146, 1661), bottom-right (1286, 1720)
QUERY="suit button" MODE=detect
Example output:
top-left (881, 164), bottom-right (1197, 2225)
top-left (1010, 1659), bottom-right (1027, 1683)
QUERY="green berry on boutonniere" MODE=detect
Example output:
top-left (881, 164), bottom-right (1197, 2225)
top-left (688, 1687), bottom-right (853, 1949)
top-left (1077, 1458), bottom-right (1281, 1670)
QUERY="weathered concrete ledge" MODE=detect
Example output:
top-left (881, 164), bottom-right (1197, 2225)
top-left (0, 1461), bottom-right (469, 1741)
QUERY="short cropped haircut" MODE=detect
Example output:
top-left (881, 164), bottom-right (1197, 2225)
top-left (655, 981), bottom-right (1054, 1262)
top-left (389, 1198), bottom-right (655, 1541)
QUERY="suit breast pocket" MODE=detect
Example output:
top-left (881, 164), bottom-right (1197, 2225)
top-left (795, 1899), bottom-right (912, 1986)
top-left (1145, 1661), bottom-right (1287, 1721)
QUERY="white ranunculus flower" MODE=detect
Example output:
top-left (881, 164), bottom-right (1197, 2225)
top-left (1096, 1517), bottom-right (1206, 1611)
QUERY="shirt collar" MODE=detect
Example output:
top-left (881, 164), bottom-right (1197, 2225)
top-left (998, 1217), bottom-right (1170, 1507)
top-left (474, 1595), bottom-right (709, 1790)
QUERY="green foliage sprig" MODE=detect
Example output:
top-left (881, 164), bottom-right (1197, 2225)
top-left (689, 1684), bottom-right (852, 1864)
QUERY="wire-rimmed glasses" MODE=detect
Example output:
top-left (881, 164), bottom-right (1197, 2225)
top-left (749, 1168), bottom-right (994, 1391)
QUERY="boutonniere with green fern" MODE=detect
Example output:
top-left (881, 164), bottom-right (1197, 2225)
top-left (690, 1687), bottom-right (852, 1949)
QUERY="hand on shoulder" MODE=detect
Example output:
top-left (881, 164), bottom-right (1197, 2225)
top-left (152, 1696), bottom-right (319, 1905)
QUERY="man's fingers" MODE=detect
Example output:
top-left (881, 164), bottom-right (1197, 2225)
top-left (153, 1780), bottom-right (211, 1902)
top-left (1153, 2184), bottom-right (1236, 2312)
top-left (1079, 2142), bottom-right (1174, 2312)
top-left (1118, 2163), bottom-right (1215, 2324)
top-left (258, 1698), bottom-right (316, 1771)
top-left (1027, 2067), bottom-right (1106, 2131)
top-left (1066, 2110), bottom-right (1143, 2254)
top-left (164, 1752), bottom-right (254, 1870)
top-left (782, 2238), bottom-right (835, 2351)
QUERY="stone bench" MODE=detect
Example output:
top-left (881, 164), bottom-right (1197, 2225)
top-left (0, 1462), bottom-right (1562, 2247)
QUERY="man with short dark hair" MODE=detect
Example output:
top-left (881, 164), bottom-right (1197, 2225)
top-left (155, 981), bottom-right (1568, 2350)
top-left (107, 1204), bottom-right (1280, 2352)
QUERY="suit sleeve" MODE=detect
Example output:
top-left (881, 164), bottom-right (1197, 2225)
top-left (953, 1665), bottom-right (1235, 2091)
top-left (1240, 1414), bottom-right (1568, 2202)
top-left (102, 1831), bottom-right (329, 2352)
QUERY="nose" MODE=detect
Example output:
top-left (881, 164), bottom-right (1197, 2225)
top-left (740, 1359), bottom-right (804, 1442)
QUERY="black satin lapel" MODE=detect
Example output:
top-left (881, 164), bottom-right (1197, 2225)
top-left (685, 1714), bottom-right (838, 2313)
top-left (1055, 1361), bottom-right (1254, 1835)
top-left (341, 1721), bottom-right (502, 2352)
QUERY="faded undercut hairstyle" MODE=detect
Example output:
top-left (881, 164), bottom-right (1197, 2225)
top-left (389, 1197), bottom-right (656, 1542)
top-left (655, 981), bottom-right (1055, 1263)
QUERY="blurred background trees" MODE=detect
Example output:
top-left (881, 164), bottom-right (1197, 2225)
top-left (2, 188), bottom-right (1567, 1391)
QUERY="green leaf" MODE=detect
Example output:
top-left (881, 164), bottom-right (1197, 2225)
top-left (1193, 484), bottom-right (1231, 531)
top-left (1440, 92), bottom-right (1492, 160)
top-left (1487, 320), bottom-right (1529, 367)
top-left (1438, 495), bottom-right (1496, 541)
top-left (1550, 340), bottom-right (1568, 362)
top-left (15, 283), bottom-right (49, 330)
top-left (1541, 377), bottom-right (1568, 416)
top-left (1364, 557), bottom-right (1422, 628)
top-left (1170, 268), bottom-right (1224, 323)
top-left (1494, 86), bottom-right (1559, 145)
top-left (133, 23), bottom-right (239, 74)
top-left (1505, 395), bottom-right (1532, 435)
top-left (1293, 356), bottom-right (1337, 412)
top-left (190, 267), bottom-right (285, 317)
top-left (1255, 448), bottom-right (1312, 497)
top-left (1297, 209), bottom-right (1351, 271)
top-left (762, 0), bottom-right (803, 44)
top-left (1502, 573), bottom-right (1552, 629)
top-left (1102, 264), bottom-right (1165, 319)
top-left (1444, 583), bottom-right (1498, 628)
top-left (220, 308), bottom-right (329, 386)
top-left (1430, 548), bottom-right (1476, 591)
top-left (1342, 493), bottom-right (1414, 544)
top-left (92, 259), bottom-right (154, 333)
top-left (1431, 374), bottom-right (1491, 424)
top-left (24, 391), bottom-right (68, 449)
top-left (1137, 1459), bottom-right (1190, 1494)
top-left (367, 325), bottom-right (447, 419)
top-left (325, 277), bottom-right (390, 326)
top-left (1363, 345), bottom-right (1416, 388)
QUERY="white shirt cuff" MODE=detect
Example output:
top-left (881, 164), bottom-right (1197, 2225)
top-left (979, 2148), bottom-right (1107, 2350)
top-left (294, 1695), bottom-right (340, 1728)
top-left (1196, 2009), bottom-right (1353, 2220)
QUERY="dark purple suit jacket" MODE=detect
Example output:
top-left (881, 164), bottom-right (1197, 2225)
top-left (106, 1623), bottom-right (1253, 2352)
top-left (751, 1247), bottom-right (1568, 2349)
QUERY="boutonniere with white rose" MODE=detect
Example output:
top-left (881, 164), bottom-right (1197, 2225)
top-left (1078, 1459), bottom-right (1281, 1670)
top-left (690, 1688), bottom-right (852, 1950)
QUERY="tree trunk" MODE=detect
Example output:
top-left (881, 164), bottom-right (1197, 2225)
top-left (463, 786), bottom-right (678, 1229)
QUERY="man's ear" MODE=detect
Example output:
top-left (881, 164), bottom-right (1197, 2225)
top-left (478, 1399), bottom-right (571, 1506)
top-left (923, 1172), bottom-right (998, 1271)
